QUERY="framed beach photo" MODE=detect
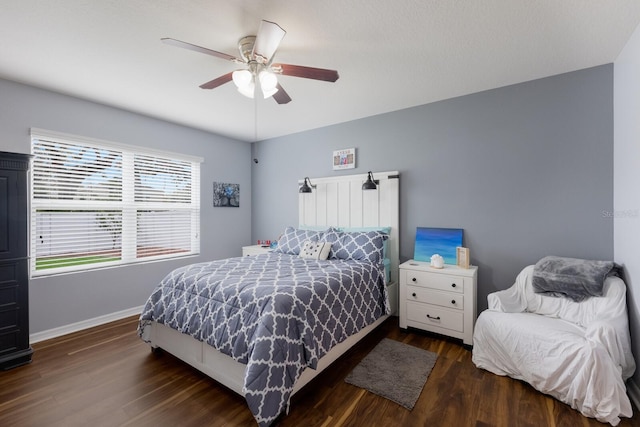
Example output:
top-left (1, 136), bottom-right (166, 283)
top-left (414, 227), bottom-right (463, 265)
top-left (333, 148), bottom-right (356, 170)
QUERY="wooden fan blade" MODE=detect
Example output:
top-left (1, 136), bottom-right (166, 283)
top-left (162, 38), bottom-right (240, 62)
top-left (273, 64), bottom-right (339, 82)
top-left (199, 72), bottom-right (233, 89)
top-left (252, 20), bottom-right (286, 63)
top-left (272, 83), bottom-right (292, 104)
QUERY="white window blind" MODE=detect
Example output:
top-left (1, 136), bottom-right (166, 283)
top-left (30, 129), bottom-right (201, 276)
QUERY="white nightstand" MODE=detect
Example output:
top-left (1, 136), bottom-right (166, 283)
top-left (399, 260), bottom-right (478, 346)
top-left (242, 245), bottom-right (272, 257)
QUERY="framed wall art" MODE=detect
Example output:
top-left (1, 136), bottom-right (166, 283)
top-left (333, 148), bottom-right (356, 170)
top-left (414, 227), bottom-right (463, 265)
top-left (213, 182), bottom-right (239, 207)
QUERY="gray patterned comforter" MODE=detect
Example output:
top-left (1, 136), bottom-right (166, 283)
top-left (138, 252), bottom-right (388, 426)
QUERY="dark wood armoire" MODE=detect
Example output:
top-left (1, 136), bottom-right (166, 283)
top-left (0, 151), bottom-right (33, 369)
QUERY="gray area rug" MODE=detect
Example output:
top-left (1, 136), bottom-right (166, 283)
top-left (344, 338), bottom-right (438, 410)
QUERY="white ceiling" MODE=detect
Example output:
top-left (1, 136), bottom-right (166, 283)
top-left (2, 1), bottom-right (640, 142)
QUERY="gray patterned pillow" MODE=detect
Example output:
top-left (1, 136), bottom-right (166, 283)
top-left (323, 229), bottom-right (387, 263)
top-left (273, 226), bottom-right (325, 255)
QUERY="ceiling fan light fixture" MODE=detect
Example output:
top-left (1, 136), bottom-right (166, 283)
top-left (232, 69), bottom-right (253, 88)
top-left (262, 86), bottom-right (279, 98)
top-left (163, 19), bottom-right (338, 105)
top-left (259, 70), bottom-right (278, 91)
top-left (237, 81), bottom-right (255, 98)
top-left (257, 70), bottom-right (278, 98)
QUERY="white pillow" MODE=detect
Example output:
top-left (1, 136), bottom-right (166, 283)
top-left (299, 240), bottom-right (331, 260)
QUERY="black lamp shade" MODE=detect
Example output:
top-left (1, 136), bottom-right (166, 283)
top-left (362, 171), bottom-right (377, 190)
top-left (299, 177), bottom-right (313, 193)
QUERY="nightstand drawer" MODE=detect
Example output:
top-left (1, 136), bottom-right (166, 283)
top-left (406, 301), bottom-right (463, 333)
top-left (406, 285), bottom-right (464, 310)
top-left (404, 270), bottom-right (464, 293)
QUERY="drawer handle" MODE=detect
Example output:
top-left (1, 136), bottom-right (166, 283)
top-left (412, 293), bottom-right (417, 298)
top-left (412, 277), bottom-right (417, 282)
top-left (451, 300), bottom-right (456, 305)
top-left (426, 314), bottom-right (441, 320)
top-left (451, 283), bottom-right (457, 288)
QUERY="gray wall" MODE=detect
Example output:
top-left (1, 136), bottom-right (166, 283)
top-left (0, 64), bottom-right (618, 350)
top-left (0, 78), bottom-right (252, 333)
top-left (252, 64), bottom-right (614, 312)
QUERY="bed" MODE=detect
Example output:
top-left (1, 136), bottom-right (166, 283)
top-left (138, 171), bottom-right (399, 426)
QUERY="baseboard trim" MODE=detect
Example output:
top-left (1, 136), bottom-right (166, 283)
top-left (30, 305), bottom-right (144, 344)
top-left (628, 379), bottom-right (640, 411)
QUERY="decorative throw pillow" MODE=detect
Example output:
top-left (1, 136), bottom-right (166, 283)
top-left (273, 226), bottom-right (325, 255)
top-left (299, 240), bottom-right (331, 260)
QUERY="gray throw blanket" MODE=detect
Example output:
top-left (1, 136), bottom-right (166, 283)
top-left (532, 256), bottom-right (618, 302)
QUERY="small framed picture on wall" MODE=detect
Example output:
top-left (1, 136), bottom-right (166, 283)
top-left (213, 182), bottom-right (239, 207)
top-left (333, 148), bottom-right (356, 170)
top-left (456, 247), bottom-right (470, 269)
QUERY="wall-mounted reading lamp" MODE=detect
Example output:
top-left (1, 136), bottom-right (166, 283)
top-left (299, 177), bottom-right (313, 193)
top-left (362, 171), bottom-right (378, 190)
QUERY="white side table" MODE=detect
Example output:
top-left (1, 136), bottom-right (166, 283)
top-left (242, 245), bottom-right (272, 257)
top-left (399, 260), bottom-right (478, 346)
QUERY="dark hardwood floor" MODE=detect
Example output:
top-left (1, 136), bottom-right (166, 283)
top-left (1, 316), bottom-right (638, 426)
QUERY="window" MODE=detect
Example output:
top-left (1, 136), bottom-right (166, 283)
top-left (30, 129), bottom-right (201, 276)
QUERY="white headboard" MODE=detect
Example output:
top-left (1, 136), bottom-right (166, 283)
top-left (298, 171), bottom-right (400, 284)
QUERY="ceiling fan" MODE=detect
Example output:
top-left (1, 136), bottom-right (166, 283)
top-left (162, 20), bottom-right (339, 104)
